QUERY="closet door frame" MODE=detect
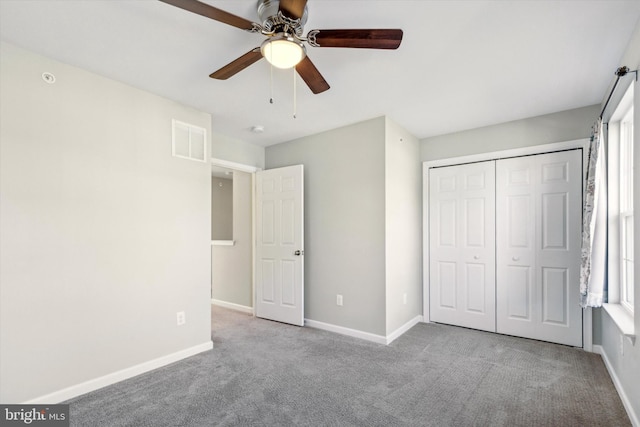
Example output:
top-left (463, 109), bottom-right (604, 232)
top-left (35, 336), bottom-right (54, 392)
top-left (422, 138), bottom-right (591, 349)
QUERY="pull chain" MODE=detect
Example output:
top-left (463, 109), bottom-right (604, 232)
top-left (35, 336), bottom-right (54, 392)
top-left (293, 67), bottom-right (297, 119)
top-left (269, 50), bottom-right (274, 104)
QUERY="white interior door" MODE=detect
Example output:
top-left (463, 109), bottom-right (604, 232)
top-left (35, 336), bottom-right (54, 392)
top-left (496, 150), bottom-right (582, 346)
top-left (429, 161), bottom-right (496, 332)
top-left (256, 165), bottom-right (304, 326)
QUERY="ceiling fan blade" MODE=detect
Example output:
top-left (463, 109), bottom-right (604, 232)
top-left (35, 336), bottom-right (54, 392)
top-left (295, 56), bottom-right (330, 94)
top-left (209, 48), bottom-right (263, 80)
top-left (158, 0), bottom-right (257, 31)
top-left (278, 0), bottom-right (308, 20)
top-left (308, 29), bottom-right (403, 49)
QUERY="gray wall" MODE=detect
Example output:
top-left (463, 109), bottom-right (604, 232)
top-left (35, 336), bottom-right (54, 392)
top-left (211, 171), bottom-right (253, 308)
top-left (266, 118), bottom-right (388, 335)
top-left (421, 105), bottom-right (599, 161)
top-left (385, 117), bottom-right (423, 334)
top-left (600, 311), bottom-right (640, 416)
top-left (211, 132), bottom-right (265, 169)
top-left (0, 42), bottom-right (212, 403)
top-left (211, 177), bottom-right (233, 240)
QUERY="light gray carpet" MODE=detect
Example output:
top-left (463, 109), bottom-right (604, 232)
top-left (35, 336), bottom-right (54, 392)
top-left (67, 306), bottom-right (630, 426)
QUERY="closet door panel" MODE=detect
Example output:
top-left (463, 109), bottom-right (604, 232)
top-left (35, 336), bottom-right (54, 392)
top-left (496, 150), bottom-right (582, 347)
top-left (429, 161), bottom-right (496, 332)
top-left (505, 265), bottom-right (532, 320)
top-left (437, 199), bottom-right (457, 247)
top-left (466, 263), bottom-right (487, 313)
top-left (542, 267), bottom-right (569, 324)
top-left (436, 261), bottom-right (457, 309)
top-left (537, 152), bottom-right (581, 340)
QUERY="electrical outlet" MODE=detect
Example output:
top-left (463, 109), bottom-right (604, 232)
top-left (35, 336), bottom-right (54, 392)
top-left (403, 293), bottom-right (407, 305)
top-left (176, 311), bottom-right (186, 326)
top-left (336, 294), bottom-right (343, 306)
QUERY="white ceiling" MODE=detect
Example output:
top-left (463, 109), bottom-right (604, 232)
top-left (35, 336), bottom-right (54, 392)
top-left (1, 0), bottom-right (639, 147)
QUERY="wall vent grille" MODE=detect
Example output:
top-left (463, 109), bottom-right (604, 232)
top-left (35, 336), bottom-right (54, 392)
top-left (172, 119), bottom-right (206, 162)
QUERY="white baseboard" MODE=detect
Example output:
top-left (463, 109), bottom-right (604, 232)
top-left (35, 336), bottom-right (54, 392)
top-left (23, 341), bottom-right (213, 404)
top-left (593, 345), bottom-right (639, 427)
top-left (211, 299), bottom-right (253, 315)
top-left (386, 315), bottom-right (424, 344)
top-left (304, 315), bottom-right (423, 345)
top-left (304, 319), bottom-right (388, 345)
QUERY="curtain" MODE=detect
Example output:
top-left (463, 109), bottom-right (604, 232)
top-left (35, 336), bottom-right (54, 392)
top-left (580, 118), bottom-right (607, 307)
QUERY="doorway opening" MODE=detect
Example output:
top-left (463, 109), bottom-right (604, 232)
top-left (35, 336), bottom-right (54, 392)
top-left (210, 159), bottom-right (259, 315)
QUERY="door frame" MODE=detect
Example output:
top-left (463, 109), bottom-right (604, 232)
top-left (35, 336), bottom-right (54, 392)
top-left (422, 138), bottom-right (591, 349)
top-left (210, 158), bottom-right (261, 315)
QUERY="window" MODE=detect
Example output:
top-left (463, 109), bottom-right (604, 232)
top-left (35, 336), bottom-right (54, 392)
top-left (608, 83), bottom-right (634, 315)
top-left (619, 103), bottom-right (634, 312)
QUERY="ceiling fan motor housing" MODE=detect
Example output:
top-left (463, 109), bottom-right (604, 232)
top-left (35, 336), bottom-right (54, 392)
top-left (257, 0), bottom-right (308, 36)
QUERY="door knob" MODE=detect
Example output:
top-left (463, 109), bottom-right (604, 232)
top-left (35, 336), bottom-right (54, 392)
top-left (512, 256), bottom-right (520, 261)
top-left (294, 250), bottom-right (304, 256)
top-left (473, 255), bottom-right (480, 260)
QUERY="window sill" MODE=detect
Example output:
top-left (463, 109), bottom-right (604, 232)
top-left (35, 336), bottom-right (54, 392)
top-left (211, 240), bottom-right (235, 246)
top-left (603, 303), bottom-right (635, 344)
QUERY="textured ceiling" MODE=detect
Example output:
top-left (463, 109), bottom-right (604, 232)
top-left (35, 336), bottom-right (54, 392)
top-left (1, 0), bottom-right (639, 146)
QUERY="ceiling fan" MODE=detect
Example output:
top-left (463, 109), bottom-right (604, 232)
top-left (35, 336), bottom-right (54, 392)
top-left (158, 0), bottom-right (403, 94)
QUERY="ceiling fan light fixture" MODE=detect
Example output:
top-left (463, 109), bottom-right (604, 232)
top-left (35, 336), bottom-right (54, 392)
top-left (261, 35), bottom-right (306, 69)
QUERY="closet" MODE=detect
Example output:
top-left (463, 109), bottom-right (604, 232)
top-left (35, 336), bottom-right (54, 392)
top-left (428, 149), bottom-right (583, 347)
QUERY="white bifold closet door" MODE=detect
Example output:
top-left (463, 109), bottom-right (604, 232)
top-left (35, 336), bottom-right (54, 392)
top-left (429, 161), bottom-right (496, 332)
top-left (429, 149), bottom-right (582, 347)
top-left (496, 150), bottom-right (582, 347)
